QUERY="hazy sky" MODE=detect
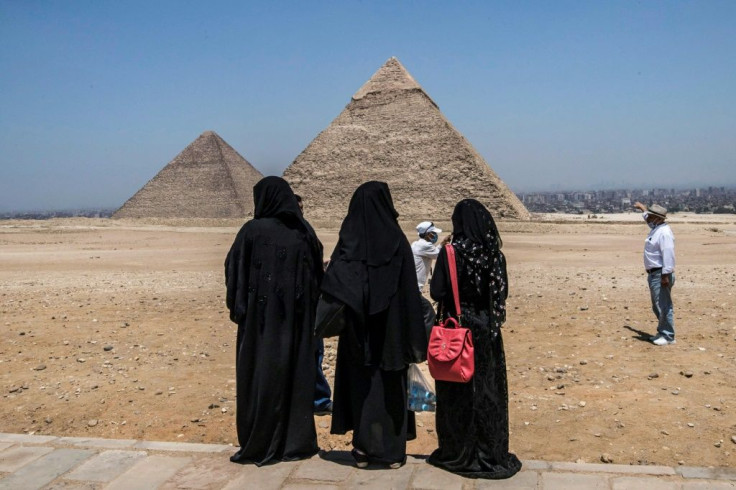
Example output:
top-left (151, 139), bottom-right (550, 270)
top-left (1, 1), bottom-right (734, 212)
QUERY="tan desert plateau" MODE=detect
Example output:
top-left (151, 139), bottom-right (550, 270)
top-left (1, 213), bottom-right (735, 469)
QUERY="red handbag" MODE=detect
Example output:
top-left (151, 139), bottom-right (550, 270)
top-left (427, 244), bottom-right (475, 383)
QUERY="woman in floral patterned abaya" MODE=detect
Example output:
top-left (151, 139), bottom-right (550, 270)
top-left (428, 199), bottom-right (522, 479)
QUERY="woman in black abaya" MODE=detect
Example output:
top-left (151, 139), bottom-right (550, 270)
top-left (428, 199), bottom-right (521, 479)
top-left (322, 181), bottom-right (427, 468)
top-left (225, 176), bottom-right (324, 466)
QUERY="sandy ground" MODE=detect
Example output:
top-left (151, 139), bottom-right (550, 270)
top-left (1, 214), bottom-right (735, 468)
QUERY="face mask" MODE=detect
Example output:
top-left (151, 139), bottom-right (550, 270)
top-left (430, 234), bottom-right (439, 244)
top-left (647, 221), bottom-right (657, 230)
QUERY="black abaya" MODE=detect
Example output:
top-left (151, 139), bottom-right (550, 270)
top-left (323, 181), bottom-right (426, 466)
top-left (427, 199), bottom-right (521, 479)
top-left (225, 177), bottom-right (323, 466)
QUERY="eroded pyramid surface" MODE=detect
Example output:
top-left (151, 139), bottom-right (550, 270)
top-left (283, 57), bottom-right (530, 223)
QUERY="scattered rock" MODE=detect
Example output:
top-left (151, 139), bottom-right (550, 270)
top-left (208, 403), bottom-right (220, 409)
top-left (687, 423), bottom-right (695, 428)
top-left (731, 435), bottom-right (736, 445)
top-left (77, 358), bottom-right (86, 363)
top-left (579, 401), bottom-right (587, 407)
top-left (647, 373), bottom-right (659, 379)
top-left (318, 421), bottom-right (329, 429)
top-left (34, 364), bottom-right (46, 371)
top-left (103, 345), bottom-right (113, 351)
top-left (681, 370), bottom-right (694, 378)
top-left (87, 419), bottom-right (98, 427)
top-left (600, 453), bottom-right (613, 464)
top-left (9, 386), bottom-right (21, 393)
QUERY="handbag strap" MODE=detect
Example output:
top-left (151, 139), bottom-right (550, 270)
top-left (445, 244), bottom-right (462, 318)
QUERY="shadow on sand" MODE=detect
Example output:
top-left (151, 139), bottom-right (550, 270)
top-left (623, 324), bottom-right (653, 343)
top-left (319, 450), bottom-right (428, 470)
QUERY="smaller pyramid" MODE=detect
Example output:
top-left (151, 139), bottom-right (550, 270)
top-left (113, 131), bottom-right (263, 218)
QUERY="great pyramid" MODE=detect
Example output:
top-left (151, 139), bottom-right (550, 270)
top-left (113, 131), bottom-right (263, 218)
top-left (282, 57), bottom-right (531, 222)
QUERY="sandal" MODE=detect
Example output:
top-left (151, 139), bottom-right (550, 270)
top-left (351, 448), bottom-right (369, 468)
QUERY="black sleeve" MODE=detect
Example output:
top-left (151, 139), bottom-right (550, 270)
top-left (225, 227), bottom-right (252, 324)
top-left (429, 246), bottom-right (449, 302)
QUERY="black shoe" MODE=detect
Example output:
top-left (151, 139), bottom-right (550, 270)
top-left (351, 448), bottom-right (369, 468)
top-left (314, 401), bottom-right (333, 416)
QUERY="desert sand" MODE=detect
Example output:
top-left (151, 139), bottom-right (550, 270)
top-left (1, 214), bottom-right (735, 468)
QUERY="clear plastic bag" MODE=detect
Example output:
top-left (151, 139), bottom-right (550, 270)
top-left (407, 364), bottom-right (436, 412)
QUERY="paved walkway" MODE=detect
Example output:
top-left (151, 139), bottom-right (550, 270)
top-left (0, 433), bottom-right (734, 489)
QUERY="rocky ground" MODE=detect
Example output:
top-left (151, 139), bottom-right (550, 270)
top-left (1, 215), bottom-right (735, 468)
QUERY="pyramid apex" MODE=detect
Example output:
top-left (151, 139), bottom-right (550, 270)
top-left (352, 57), bottom-right (425, 101)
top-left (201, 130), bottom-right (218, 137)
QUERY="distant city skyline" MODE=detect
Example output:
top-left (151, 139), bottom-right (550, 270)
top-left (1, 1), bottom-right (735, 212)
top-left (519, 186), bottom-right (736, 215)
top-left (4, 184), bottom-right (734, 217)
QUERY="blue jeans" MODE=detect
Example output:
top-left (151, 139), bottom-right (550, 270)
top-left (314, 339), bottom-right (332, 411)
top-left (647, 270), bottom-right (675, 339)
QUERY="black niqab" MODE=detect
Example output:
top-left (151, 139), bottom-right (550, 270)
top-left (451, 198), bottom-right (502, 253)
top-left (253, 176), bottom-right (302, 220)
top-left (334, 181), bottom-right (402, 266)
top-left (253, 176), bottom-right (323, 282)
top-left (324, 181), bottom-right (406, 316)
top-left (450, 199), bottom-right (505, 307)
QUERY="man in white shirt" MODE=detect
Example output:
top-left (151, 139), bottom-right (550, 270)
top-left (412, 221), bottom-right (450, 336)
top-left (633, 202), bottom-right (676, 345)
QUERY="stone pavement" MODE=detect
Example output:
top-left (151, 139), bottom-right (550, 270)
top-left (0, 433), bottom-right (734, 489)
